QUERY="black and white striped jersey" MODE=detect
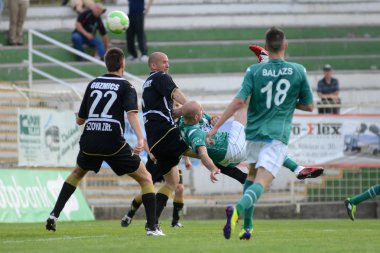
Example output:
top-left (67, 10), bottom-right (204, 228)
top-left (78, 74), bottom-right (138, 155)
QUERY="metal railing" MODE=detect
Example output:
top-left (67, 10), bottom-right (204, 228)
top-left (28, 29), bottom-right (145, 100)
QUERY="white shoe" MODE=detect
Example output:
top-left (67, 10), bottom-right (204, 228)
top-left (155, 224), bottom-right (166, 236)
top-left (140, 55), bottom-right (149, 63)
top-left (126, 55), bottom-right (137, 61)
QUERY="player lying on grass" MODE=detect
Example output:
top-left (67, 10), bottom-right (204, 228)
top-left (345, 184), bottom-right (380, 221)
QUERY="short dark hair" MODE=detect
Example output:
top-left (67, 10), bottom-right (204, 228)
top-left (265, 27), bottom-right (285, 53)
top-left (105, 48), bottom-right (124, 72)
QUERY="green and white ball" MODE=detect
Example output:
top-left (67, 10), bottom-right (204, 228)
top-left (106, 10), bottom-right (129, 34)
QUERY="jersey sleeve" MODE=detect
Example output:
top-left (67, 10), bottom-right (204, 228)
top-left (122, 81), bottom-right (139, 112)
top-left (154, 74), bottom-right (178, 98)
top-left (203, 112), bottom-right (212, 121)
top-left (187, 129), bottom-right (207, 153)
top-left (317, 79), bottom-right (323, 93)
top-left (297, 65), bottom-right (314, 105)
top-left (76, 11), bottom-right (86, 23)
top-left (78, 84), bottom-right (92, 119)
top-left (235, 68), bottom-right (254, 101)
top-left (98, 18), bottom-right (107, 36)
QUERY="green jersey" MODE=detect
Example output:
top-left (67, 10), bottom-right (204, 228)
top-left (179, 115), bottom-right (228, 164)
top-left (236, 59), bottom-right (313, 144)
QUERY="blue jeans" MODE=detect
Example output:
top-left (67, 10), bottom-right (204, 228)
top-left (72, 32), bottom-right (105, 59)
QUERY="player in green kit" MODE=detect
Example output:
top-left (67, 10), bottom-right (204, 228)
top-left (180, 101), bottom-right (247, 179)
top-left (207, 27), bottom-right (315, 240)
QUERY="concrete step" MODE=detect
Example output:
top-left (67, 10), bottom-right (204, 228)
top-left (0, 114), bottom-right (17, 123)
top-left (0, 149), bottom-right (18, 159)
top-left (0, 140), bottom-right (17, 150)
top-left (0, 122), bottom-right (17, 132)
top-left (0, 131), bottom-right (17, 141)
top-left (1, 2), bottom-right (380, 30)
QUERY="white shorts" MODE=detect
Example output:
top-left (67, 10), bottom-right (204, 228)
top-left (219, 121), bottom-right (246, 167)
top-left (246, 140), bottom-right (287, 177)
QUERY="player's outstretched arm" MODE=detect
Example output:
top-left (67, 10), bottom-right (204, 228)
top-left (127, 111), bottom-right (145, 155)
top-left (197, 146), bottom-right (220, 183)
top-left (172, 88), bottom-right (188, 106)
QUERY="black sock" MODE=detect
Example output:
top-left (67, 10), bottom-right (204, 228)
top-left (155, 193), bottom-right (169, 224)
top-left (142, 193), bottom-right (156, 230)
top-left (217, 164), bottom-right (247, 184)
top-left (50, 182), bottom-right (76, 218)
top-left (172, 202), bottom-right (184, 225)
top-left (128, 199), bottom-right (142, 218)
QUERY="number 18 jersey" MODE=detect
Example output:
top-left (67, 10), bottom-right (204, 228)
top-left (235, 59), bottom-right (313, 144)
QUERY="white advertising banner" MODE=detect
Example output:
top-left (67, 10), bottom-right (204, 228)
top-left (289, 114), bottom-right (380, 167)
top-left (17, 108), bottom-right (81, 167)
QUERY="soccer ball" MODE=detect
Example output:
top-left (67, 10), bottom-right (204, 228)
top-left (106, 10), bottom-right (129, 34)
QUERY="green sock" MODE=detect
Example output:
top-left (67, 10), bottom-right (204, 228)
top-left (236, 183), bottom-right (264, 215)
top-left (243, 180), bottom-right (254, 229)
top-left (283, 156), bottom-right (298, 172)
top-left (350, 184), bottom-right (380, 205)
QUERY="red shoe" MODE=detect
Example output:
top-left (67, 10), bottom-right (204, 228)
top-left (296, 167), bottom-right (324, 180)
top-left (249, 45), bottom-right (269, 63)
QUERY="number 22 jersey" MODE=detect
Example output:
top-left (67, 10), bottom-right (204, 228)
top-left (78, 74), bottom-right (138, 155)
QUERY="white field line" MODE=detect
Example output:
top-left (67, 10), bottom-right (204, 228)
top-left (1, 235), bottom-right (109, 244)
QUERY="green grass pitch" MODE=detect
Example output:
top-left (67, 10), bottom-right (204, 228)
top-left (1, 219), bottom-right (379, 253)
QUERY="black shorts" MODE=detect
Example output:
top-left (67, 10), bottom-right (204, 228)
top-left (149, 127), bottom-right (189, 175)
top-left (146, 156), bottom-right (183, 184)
top-left (77, 143), bottom-right (141, 176)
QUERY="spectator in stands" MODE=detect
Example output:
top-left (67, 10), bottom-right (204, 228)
top-left (125, 0), bottom-right (154, 63)
top-left (72, 3), bottom-right (109, 61)
top-left (62, 0), bottom-right (95, 14)
top-left (8, 0), bottom-right (30, 46)
top-left (317, 64), bottom-right (341, 114)
top-left (0, 0), bottom-right (4, 19)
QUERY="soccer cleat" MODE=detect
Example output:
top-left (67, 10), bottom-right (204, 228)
top-left (297, 167), bottom-right (324, 180)
top-left (344, 198), bottom-right (356, 221)
top-left (46, 215), bottom-right (57, 232)
top-left (238, 228), bottom-right (253, 240)
top-left (146, 228), bottom-right (164, 236)
top-left (249, 44), bottom-right (269, 63)
top-left (121, 214), bottom-right (132, 227)
top-left (155, 224), bottom-right (166, 236)
top-left (171, 222), bottom-right (184, 228)
top-left (223, 205), bottom-right (238, 239)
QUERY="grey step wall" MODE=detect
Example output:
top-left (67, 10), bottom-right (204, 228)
top-left (1, 1), bottom-right (380, 31)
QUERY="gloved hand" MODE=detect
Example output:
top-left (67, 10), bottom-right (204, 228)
top-left (249, 45), bottom-right (269, 63)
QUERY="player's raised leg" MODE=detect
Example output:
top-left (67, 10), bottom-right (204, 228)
top-left (46, 166), bottom-right (87, 231)
top-left (283, 156), bottom-right (324, 180)
top-left (345, 184), bottom-right (380, 221)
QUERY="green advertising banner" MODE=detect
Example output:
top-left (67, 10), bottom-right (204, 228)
top-left (0, 169), bottom-right (95, 223)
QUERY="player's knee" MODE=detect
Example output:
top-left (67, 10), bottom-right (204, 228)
top-left (66, 167), bottom-right (86, 186)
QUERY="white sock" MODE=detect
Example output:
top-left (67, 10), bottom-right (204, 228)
top-left (294, 166), bottom-right (304, 175)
